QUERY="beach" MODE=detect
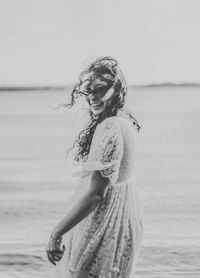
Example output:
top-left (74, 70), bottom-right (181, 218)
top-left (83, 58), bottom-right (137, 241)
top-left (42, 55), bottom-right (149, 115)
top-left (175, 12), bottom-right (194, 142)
top-left (0, 86), bottom-right (200, 277)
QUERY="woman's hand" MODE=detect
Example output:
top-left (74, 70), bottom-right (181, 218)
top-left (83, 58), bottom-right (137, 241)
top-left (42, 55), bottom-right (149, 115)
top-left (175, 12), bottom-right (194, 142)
top-left (46, 234), bottom-right (66, 266)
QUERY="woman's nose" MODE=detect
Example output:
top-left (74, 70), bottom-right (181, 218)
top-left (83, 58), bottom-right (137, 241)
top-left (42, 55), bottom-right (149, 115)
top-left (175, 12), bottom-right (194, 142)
top-left (89, 93), bottom-right (98, 101)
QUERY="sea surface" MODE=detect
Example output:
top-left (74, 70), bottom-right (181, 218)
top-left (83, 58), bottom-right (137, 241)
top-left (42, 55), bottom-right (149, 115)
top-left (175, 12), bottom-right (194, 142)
top-left (0, 86), bottom-right (200, 277)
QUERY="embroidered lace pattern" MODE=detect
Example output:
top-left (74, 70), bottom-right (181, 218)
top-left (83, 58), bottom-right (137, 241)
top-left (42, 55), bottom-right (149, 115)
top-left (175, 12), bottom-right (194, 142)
top-left (81, 118), bottom-right (124, 184)
top-left (55, 116), bottom-right (143, 278)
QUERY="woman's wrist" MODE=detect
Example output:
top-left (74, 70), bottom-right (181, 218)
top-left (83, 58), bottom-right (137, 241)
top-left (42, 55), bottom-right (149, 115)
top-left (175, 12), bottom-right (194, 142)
top-left (51, 230), bottom-right (62, 240)
top-left (50, 234), bottom-right (60, 243)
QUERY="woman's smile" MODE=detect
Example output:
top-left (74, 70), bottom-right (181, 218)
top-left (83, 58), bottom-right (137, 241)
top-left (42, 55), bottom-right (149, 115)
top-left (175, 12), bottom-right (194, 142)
top-left (90, 102), bottom-right (103, 107)
top-left (90, 101), bottom-right (105, 115)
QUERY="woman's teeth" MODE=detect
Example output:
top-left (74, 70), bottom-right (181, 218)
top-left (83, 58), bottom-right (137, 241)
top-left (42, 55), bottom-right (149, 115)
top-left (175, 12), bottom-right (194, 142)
top-left (91, 103), bottom-right (102, 107)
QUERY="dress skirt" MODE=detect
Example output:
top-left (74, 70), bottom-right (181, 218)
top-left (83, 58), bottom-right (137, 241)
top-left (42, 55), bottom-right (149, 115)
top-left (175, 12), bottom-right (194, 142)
top-left (55, 180), bottom-right (143, 278)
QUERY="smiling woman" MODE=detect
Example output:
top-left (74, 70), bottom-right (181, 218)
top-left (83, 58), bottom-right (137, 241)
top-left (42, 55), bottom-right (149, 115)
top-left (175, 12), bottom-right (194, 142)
top-left (63, 56), bottom-right (141, 163)
top-left (46, 56), bottom-right (143, 278)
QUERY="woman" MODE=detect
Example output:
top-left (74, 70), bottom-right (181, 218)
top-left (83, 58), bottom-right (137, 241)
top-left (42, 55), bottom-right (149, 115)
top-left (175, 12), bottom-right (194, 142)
top-left (46, 56), bottom-right (143, 277)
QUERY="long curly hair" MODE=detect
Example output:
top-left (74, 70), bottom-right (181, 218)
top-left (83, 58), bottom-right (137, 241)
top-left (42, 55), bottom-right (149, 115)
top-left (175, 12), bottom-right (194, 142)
top-left (63, 56), bottom-right (141, 162)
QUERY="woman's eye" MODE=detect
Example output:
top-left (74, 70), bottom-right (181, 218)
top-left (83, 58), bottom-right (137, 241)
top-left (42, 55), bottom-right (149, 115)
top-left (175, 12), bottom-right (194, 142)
top-left (97, 90), bottom-right (106, 96)
top-left (87, 85), bottom-right (110, 97)
top-left (96, 87), bottom-right (108, 93)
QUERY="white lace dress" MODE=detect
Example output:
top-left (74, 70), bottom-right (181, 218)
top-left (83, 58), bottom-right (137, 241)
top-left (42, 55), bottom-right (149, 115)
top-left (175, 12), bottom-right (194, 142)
top-left (55, 115), bottom-right (143, 278)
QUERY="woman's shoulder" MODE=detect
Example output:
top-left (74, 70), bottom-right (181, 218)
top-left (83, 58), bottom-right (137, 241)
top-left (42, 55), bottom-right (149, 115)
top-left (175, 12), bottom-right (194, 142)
top-left (96, 111), bottom-right (133, 133)
top-left (96, 116), bottom-right (121, 134)
top-left (92, 118), bottom-right (122, 145)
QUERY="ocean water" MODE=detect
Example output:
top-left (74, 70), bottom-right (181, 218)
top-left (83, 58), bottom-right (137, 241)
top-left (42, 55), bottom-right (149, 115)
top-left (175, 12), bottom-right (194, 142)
top-left (0, 86), bottom-right (200, 277)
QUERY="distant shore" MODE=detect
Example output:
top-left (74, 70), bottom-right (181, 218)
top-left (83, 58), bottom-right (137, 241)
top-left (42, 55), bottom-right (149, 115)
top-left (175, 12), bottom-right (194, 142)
top-left (1, 82), bottom-right (200, 92)
top-left (0, 86), bottom-right (68, 92)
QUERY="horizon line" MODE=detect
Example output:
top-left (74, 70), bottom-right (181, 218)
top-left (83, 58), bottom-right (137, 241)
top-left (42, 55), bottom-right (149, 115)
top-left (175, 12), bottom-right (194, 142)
top-left (1, 82), bottom-right (200, 91)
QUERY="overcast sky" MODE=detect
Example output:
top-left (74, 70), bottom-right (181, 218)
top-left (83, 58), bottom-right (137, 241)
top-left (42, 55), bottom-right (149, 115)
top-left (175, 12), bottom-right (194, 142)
top-left (0, 0), bottom-right (200, 86)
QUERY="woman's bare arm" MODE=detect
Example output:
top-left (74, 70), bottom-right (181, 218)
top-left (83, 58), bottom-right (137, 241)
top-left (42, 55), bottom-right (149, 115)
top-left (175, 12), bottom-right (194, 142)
top-left (51, 171), bottom-right (109, 238)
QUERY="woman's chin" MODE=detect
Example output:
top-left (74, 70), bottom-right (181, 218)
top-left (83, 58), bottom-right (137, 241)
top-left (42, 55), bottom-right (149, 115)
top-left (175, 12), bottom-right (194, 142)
top-left (91, 107), bottom-right (105, 116)
top-left (92, 111), bottom-right (103, 117)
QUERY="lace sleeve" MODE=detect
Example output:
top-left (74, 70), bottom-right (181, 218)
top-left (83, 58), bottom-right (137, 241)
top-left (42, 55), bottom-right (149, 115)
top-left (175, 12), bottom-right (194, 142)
top-left (81, 117), bottom-right (124, 184)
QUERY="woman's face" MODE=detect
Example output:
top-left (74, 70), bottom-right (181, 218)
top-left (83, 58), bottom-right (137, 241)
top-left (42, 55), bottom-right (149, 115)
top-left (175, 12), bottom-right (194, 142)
top-left (86, 78), bottom-right (115, 116)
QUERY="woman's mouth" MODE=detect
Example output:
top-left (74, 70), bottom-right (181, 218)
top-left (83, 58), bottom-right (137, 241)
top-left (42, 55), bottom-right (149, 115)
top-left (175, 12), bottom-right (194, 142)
top-left (90, 103), bottom-right (103, 108)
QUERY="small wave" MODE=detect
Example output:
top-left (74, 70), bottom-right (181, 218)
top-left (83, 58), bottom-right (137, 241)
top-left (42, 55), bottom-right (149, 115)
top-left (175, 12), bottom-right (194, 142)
top-left (0, 253), bottom-right (45, 266)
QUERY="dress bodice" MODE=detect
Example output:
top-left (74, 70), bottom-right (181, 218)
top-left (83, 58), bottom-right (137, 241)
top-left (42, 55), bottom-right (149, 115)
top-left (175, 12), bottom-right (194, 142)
top-left (78, 113), bottom-right (138, 186)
